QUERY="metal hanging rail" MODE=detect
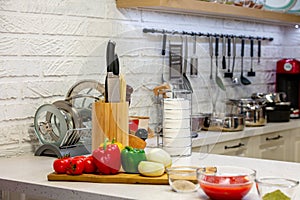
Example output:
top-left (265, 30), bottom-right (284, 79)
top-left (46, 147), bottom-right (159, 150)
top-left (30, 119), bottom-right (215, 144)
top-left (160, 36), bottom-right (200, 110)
top-left (143, 28), bottom-right (273, 41)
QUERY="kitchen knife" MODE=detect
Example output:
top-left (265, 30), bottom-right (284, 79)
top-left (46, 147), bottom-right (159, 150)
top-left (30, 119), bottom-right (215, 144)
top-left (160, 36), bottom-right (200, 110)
top-left (105, 40), bottom-right (118, 102)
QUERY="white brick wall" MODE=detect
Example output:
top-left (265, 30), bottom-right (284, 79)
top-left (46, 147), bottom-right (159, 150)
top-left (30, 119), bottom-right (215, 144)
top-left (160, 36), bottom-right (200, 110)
top-left (0, 0), bottom-right (299, 157)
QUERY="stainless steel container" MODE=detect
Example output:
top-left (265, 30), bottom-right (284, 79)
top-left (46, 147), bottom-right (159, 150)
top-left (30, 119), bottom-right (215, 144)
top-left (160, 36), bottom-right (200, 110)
top-left (194, 113), bottom-right (245, 132)
top-left (226, 98), bottom-right (266, 127)
top-left (252, 92), bottom-right (291, 122)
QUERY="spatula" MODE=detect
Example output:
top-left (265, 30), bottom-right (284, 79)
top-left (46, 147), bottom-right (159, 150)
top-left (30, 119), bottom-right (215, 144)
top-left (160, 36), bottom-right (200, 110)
top-left (215, 37), bottom-right (226, 91)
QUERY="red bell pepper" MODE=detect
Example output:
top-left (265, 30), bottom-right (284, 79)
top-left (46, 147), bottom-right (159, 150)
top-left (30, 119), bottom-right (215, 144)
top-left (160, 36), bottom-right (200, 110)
top-left (92, 139), bottom-right (121, 175)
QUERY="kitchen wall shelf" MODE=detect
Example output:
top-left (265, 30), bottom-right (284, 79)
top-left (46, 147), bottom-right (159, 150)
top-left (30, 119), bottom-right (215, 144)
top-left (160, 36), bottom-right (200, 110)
top-left (116, 0), bottom-right (300, 26)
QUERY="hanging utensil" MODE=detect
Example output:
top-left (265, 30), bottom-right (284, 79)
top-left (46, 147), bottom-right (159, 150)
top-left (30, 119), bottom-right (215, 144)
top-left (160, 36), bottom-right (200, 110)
top-left (231, 37), bottom-right (239, 84)
top-left (224, 37), bottom-right (232, 78)
top-left (161, 33), bottom-right (167, 83)
top-left (209, 36), bottom-right (213, 80)
top-left (247, 38), bottom-right (255, 77)
top-left (105, 40), bottom-right (116, 102)
top-left (190, 35), bottom-right (198, 77)
top-left (169, 42), bottom-right (183, 80)
top-left (258, 39), bottom-right (261, 64)
top-left (240, 38), bottom-right (251, 85)
top-left (183, 36), bottom-right (193, 92)
top-left (215, 37), bottom-right (226, 91)
top-left (222, 35), bottom-right (226, 70)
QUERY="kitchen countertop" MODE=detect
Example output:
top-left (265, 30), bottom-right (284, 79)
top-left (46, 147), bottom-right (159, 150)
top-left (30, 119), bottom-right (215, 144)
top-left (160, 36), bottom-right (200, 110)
top-left (192, 119), bottom-right (300, 147)
top-left (0, 153), bottom-right (299, 200)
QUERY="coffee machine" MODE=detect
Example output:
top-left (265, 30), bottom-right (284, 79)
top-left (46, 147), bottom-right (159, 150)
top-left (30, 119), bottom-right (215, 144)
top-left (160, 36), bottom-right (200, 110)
top-left (276, 58), bottom-right (300, 118)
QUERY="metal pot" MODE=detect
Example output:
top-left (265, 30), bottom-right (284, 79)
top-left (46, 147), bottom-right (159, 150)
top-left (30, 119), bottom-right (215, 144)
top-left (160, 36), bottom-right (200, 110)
top-left (226, 98), bottom-right (266, 127)
top-left (251, 92), bottom-right (287, 103)
top-left (194, 113), bottom-right (245, 132)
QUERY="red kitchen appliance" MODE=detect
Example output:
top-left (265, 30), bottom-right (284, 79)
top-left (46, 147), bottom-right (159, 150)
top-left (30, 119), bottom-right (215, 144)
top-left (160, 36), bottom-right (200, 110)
top-left (276, 58), bottom-right (300, 118)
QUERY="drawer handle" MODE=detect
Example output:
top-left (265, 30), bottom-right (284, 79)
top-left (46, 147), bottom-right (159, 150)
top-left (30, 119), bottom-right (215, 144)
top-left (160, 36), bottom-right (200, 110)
top-left (224, 143), bottom-right (245, 150)
top-left (266, 135), bottom-right (283, 141)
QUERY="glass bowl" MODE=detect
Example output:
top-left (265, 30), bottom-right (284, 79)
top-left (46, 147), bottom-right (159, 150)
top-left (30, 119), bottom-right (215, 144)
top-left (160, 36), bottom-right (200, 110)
top-left (256, 177), bottom-right (299, 200)
top-left (166, 166), bottom-right (199, 193)
top-left (197, 166), bottom-right (256, 200)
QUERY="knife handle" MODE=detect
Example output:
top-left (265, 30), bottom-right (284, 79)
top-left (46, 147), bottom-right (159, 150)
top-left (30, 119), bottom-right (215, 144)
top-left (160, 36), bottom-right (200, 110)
top-left (106, 41), bottom-right (116, 72)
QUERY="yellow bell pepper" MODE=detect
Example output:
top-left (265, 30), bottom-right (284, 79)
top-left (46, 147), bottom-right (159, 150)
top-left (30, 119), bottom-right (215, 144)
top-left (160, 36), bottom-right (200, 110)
top-left (100, 138), bottom-right (124, 151)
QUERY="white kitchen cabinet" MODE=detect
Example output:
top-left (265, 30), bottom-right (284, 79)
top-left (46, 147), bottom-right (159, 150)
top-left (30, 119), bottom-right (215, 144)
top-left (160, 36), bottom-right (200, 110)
top-left (290, 129), bottom-right (300, 162)
top-left (251, 131), bottom-right (292, 162)
top-left (206, 137), bottom-right (256, 157)
top-left (192, 120), bottom-right (300, 162)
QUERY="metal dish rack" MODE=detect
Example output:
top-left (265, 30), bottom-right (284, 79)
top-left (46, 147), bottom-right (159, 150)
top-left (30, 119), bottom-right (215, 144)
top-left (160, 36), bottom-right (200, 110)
top-left (34, 80), bottom-right (104, 157)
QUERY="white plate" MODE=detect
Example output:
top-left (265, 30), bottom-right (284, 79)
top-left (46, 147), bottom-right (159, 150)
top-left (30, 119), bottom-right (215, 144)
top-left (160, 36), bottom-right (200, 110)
top-left (163, 128), bottom-right (191, 138)
top-left (265, 0), bottom-right (296, 11)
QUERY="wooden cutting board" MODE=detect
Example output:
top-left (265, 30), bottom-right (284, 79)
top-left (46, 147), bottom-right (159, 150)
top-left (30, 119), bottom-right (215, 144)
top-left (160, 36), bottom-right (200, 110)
top-left (47, 172), bottom-right (169, 185)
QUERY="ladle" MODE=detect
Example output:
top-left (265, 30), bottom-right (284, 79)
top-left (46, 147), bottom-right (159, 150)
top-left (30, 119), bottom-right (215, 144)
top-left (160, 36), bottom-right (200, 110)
top-left (247, 38), bottom-right (255, 77)
top-left (215, 37), bottom-right (226, 91)
top-left (240, 38), bottom-right (251, 85)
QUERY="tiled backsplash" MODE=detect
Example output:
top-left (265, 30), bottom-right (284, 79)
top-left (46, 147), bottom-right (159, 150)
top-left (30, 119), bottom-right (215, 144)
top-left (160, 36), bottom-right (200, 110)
top-left (0, 0), bottom-right (299, 156)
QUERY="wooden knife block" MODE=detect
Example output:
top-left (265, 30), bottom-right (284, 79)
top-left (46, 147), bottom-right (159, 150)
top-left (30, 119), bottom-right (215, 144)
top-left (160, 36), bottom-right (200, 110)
top-left (92, 102), bottom-right (129, 151)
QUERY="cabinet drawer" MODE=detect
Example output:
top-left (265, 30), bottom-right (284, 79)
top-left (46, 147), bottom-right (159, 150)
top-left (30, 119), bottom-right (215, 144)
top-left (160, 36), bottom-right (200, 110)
top-left (259, 132), bottom-right (285, 149)
top-left (208, 138), bottom-right (252, 156)
top-left (257, 131), bottom-right (290, 161)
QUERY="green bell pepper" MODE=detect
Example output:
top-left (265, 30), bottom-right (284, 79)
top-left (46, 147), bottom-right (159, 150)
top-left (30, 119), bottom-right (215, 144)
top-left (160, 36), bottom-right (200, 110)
top-left (121, 146), bottom-right (147, 173)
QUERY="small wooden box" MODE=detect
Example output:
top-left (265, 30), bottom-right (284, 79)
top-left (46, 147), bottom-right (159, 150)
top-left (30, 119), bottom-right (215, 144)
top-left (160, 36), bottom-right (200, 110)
top-left (92, 101), bottom-right (129, 151)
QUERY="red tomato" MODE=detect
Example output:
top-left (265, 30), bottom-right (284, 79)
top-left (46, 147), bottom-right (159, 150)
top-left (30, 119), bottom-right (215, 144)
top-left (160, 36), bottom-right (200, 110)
top-left (66, 157), bottom-right (85, 175)
top-left (83, 156), bottom-right (97, 173)
top-left (200, 176), bottom-right (253, 200)
top-left (73, 155), bottom-right (86, 161)
top-left (53, 156), bottom-right (71, 174)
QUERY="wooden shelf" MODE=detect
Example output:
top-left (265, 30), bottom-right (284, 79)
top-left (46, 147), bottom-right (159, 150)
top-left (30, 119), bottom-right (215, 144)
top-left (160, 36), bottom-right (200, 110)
top-left (116, 0), bottom-right (300, 26)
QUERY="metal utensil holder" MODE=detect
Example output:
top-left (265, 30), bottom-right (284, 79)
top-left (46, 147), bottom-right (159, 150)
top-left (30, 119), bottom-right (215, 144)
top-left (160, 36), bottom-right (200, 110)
top-left (160, 89), bottom-right (192, 157)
